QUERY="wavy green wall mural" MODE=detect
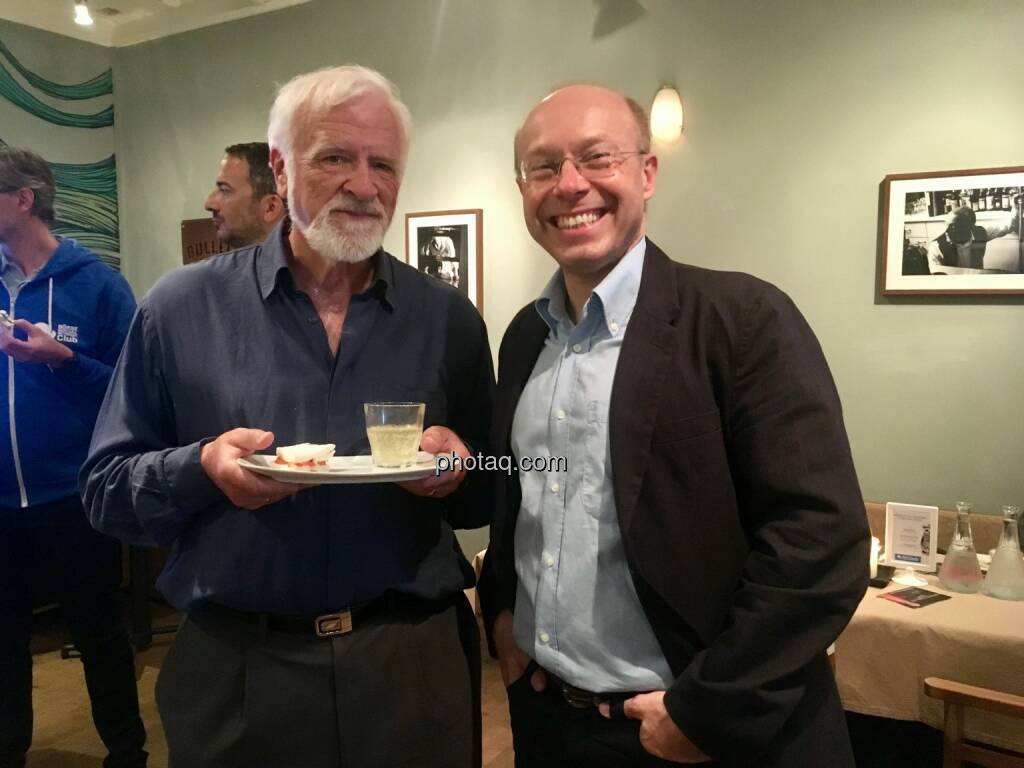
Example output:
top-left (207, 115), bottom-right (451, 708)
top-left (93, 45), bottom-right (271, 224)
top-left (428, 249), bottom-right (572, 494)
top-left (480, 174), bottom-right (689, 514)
top-left (0, 64), bottom-right (113, 128)
top-left (51, 156), bottom-right (120, 257)
top-left (0, 38), bottom-right (119, 269)
top-left (0, 40), bottom-right (112, 101)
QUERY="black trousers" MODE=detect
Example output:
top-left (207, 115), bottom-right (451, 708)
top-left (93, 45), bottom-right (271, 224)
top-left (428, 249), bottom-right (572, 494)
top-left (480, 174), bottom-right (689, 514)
top-left (0, 496), bottom-right (147, 768)
top-left (157, 592), bottom-right (481, 768)
top-left (506, 673), bottom-right (704, 768)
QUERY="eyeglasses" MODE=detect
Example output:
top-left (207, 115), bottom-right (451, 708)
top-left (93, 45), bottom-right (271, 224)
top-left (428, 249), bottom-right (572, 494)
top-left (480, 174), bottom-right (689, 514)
top-left (518, 149), bottom-right (647, 186)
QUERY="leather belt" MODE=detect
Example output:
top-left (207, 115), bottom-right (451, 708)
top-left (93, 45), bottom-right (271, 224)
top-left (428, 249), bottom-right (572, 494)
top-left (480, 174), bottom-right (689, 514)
top-left (542, 666), bottom-right (640, 711)
top-left (201, 593), bottom-right (394, 638)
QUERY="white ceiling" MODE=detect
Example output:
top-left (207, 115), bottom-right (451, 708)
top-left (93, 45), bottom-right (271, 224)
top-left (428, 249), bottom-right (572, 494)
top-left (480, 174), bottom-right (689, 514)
top-left (0, 0), bottom-right (311, 48)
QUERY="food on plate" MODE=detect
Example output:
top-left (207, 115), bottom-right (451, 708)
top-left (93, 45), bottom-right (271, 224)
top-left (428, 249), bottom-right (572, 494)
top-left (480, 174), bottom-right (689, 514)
top-left (274, 442), bottom-right (336, 468)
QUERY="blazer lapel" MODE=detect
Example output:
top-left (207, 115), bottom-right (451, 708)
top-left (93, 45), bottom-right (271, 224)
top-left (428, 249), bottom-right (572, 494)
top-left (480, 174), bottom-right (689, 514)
top-left (496, 310), bottom-right (549, 454)
top-left (489, 307), bottom-right (548, 589)
top-left (609, 241), bottom-right (682, 536)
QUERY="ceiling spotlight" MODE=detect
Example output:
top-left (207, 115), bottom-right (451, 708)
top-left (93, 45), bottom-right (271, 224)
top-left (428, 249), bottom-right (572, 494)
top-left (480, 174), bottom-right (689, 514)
top-left (74, 1), bottom-right (94, 26)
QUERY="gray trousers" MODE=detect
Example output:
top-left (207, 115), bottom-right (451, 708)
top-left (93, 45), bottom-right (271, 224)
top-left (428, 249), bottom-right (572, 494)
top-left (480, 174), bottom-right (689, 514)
top-left (156, 594), bottom-right (480, 768)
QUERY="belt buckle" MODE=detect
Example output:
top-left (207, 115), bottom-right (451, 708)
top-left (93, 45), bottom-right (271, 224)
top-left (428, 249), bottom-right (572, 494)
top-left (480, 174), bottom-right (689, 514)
top-left (314, 610), bottom-right (353, 637)
top-left (560, 681), bottom-right (598, 709)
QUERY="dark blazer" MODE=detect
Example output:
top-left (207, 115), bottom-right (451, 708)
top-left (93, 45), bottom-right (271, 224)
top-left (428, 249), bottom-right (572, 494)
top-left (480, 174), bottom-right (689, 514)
top-left (479, 241), bottom-right (869, 767)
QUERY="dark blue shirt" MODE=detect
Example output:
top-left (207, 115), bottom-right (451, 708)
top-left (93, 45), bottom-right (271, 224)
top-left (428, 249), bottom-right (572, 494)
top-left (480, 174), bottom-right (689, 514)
top-left (81, 220), bottom-right (493, 615)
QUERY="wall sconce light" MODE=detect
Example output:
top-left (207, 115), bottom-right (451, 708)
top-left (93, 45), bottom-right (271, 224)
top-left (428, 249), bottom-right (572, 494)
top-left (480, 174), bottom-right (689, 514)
top-left (74, 1), bottom-right (94, 26)
top-left (650, 85), bottom-right (683, 144)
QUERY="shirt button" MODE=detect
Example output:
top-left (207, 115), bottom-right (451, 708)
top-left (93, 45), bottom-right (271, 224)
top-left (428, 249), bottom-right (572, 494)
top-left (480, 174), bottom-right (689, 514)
top-left (572, 343), bottom-right (583, 353)
top-left (539, 631), bottom-right (550, 644)
top-left (550, 482), bottom-right (560, 494)
top-left (543, 552), bottom-right (555, 568)
top-left (609, 321), bottom-right (620, 333)
top-left (556, 409), bottom-right (566, 421)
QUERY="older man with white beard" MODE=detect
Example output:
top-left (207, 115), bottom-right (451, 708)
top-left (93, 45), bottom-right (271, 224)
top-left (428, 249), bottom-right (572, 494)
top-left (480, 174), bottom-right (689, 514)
top-left (81, 66), bottom-right (494, 768)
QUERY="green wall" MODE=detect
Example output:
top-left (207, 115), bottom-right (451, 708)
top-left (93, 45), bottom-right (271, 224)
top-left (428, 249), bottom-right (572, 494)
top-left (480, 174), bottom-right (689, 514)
top-left (111, 0), bottom-right (1024, 554)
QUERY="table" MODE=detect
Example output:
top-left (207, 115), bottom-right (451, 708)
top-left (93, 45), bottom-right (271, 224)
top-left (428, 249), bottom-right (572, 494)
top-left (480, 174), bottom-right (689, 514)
top-left (835, 573), bottom-right (1024, 753)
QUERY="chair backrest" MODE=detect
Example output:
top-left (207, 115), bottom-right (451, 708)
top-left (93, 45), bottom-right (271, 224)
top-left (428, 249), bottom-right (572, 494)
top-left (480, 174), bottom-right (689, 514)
top-left (923, 677), bottom-right (1024, 768)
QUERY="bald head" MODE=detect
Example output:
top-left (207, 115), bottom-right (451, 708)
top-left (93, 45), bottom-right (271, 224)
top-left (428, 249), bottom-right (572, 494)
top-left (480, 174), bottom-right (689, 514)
top-left (514, 84), bottom-right (650, 169)
top-left (511, 83), bottom-right (658, 285)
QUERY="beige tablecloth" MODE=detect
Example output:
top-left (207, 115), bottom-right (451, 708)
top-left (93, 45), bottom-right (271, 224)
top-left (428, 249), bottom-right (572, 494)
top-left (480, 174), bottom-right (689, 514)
top-left (835, 573), bottom-right (1024, 752)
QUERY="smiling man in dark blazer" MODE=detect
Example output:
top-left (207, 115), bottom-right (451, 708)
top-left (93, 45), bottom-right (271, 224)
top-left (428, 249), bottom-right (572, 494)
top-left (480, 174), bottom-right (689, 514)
top-left (478, 84), bottom-right (869, 767)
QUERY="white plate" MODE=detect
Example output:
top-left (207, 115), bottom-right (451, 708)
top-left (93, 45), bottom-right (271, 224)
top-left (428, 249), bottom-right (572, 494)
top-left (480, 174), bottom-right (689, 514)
top-left (237, 452), bottom-right (437, 485)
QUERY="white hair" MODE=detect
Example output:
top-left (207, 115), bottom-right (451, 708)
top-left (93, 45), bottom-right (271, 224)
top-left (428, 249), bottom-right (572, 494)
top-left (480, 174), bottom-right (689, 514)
top-left (267, 65), bottom-right (413, 176)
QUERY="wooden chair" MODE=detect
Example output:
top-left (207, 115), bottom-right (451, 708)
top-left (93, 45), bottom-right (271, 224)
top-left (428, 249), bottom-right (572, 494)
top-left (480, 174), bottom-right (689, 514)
top-left (924, 677), bottom-right (1024, 768)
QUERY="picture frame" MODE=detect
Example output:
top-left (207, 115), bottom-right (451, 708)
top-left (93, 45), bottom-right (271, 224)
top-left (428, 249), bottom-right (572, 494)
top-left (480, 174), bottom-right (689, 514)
top-left (405, 209), bottom-right (483, 312)
top-left (880, 166), bottom-right (1024, 295)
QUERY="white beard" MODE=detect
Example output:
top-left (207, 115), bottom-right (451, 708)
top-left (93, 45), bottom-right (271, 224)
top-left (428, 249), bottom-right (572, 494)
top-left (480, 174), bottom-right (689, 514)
top-left (295, 194), bottom-right (389, 264)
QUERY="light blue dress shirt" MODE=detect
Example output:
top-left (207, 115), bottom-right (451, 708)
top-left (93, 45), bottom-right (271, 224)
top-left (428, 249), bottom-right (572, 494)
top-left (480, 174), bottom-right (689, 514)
top-left (511, 239), bottom-right (675, 693)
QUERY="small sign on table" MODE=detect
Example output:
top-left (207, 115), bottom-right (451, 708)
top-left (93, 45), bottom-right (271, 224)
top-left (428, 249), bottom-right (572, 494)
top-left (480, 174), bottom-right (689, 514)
top-left (884, 502), bottom-right (939, 586)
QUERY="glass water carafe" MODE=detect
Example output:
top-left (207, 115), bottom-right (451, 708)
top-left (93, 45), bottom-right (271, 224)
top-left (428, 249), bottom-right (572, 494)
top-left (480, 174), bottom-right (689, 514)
top-left (983, 505), bottom-right (1024, 601)
top-left (938, 501), bottom-right (982, 593)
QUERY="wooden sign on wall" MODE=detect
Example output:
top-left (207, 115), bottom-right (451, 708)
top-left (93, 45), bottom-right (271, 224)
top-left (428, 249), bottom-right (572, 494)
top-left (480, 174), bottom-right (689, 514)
top-left (181, 218), bottom-right (229, 264)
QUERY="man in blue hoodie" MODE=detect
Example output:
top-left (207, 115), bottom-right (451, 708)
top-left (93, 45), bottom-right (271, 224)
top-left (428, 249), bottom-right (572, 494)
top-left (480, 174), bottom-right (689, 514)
top-left (0, 147), bottom-right (146, 768)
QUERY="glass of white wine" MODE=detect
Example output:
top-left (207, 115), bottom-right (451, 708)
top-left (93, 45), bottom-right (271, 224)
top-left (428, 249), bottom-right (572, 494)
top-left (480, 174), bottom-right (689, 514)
top-left (364, 402), bottom-right (425, 468)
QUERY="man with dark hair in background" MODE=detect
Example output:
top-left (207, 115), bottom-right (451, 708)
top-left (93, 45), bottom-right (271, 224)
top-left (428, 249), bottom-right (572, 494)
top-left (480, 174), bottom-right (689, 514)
top-left (0, 146), bottom-right (145, 768)
top-left (204, 141), bottom-right (285, 248)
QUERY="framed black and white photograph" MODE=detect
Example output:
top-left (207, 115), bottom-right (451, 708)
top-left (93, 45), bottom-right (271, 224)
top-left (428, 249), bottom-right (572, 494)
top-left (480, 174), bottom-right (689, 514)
top-left (880, 166), bottom-right (1024, 295)
top-left (405, 209), bottom-right (483, 312)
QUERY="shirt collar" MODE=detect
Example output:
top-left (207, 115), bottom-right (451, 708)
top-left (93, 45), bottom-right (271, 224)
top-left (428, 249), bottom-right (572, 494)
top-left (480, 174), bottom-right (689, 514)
top-left (591, 237), bottom-right (645, 335)
top-left (535, 271), bottom-right (570, 335)
top-left (534, 237), bottom-right (646, 338)
top-left (0, 236), bottom-right (65, 280)
top-left (257, 217), bottom-right (395, 309)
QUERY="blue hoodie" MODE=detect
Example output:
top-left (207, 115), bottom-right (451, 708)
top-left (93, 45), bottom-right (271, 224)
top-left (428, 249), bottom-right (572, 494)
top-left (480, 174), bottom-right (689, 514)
top-left (0, 238), bottom-right (135, 512)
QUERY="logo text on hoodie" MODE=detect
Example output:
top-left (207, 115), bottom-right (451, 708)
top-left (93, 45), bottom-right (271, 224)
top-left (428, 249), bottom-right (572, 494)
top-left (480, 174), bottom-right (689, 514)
top-left (56, 324), bottom-right (79, 344)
